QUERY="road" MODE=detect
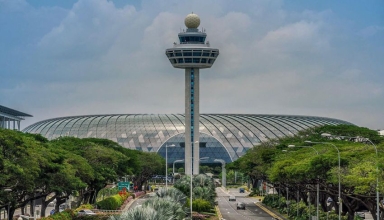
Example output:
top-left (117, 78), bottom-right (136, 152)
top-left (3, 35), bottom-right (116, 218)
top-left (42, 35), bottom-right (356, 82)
top-left (125, 192), bottom-right (157, 210)
top-left (216, 187), bottom-right (276, 220)
top-left (125, 187), bottom-right (279, 220)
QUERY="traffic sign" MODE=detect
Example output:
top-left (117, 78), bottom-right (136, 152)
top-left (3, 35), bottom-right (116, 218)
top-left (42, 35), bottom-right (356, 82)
top-left (118, 181), bottom-right (130, 191)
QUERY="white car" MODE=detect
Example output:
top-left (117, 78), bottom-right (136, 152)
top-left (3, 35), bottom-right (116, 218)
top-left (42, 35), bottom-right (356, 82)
top-left (77, 209), bottom-right (96, 216)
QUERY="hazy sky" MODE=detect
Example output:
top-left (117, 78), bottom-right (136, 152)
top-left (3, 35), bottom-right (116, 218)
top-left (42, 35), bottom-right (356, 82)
top-left (1, 0), bottom-right (383, 130)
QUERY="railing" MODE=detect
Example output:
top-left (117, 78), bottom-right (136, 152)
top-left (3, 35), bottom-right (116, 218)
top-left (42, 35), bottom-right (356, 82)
top-left (92, 209), bottom-right (123, 214)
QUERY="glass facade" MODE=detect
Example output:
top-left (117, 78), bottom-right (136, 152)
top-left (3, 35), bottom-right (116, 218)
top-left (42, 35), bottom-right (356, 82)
top-left (166, 49), bottom-right (219, 66)
top-left (23, 114), bottom-right (353, 163)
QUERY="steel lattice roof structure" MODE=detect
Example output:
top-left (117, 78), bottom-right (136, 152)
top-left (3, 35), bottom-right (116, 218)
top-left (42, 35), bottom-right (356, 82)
top-left (23, 114), bottom-right (352, 163)
top-left (1, 105), bottom-right (32, 130)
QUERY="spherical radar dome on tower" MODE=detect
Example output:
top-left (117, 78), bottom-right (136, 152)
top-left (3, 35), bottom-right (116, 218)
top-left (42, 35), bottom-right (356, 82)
top-left (184, 13), bottom-right (200, 29)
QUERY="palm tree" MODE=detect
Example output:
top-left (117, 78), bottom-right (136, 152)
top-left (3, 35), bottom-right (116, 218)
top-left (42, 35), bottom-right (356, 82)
top-left (110, 188), bottom-right (186, 220)
top-left (156, 187), bottom-right (186, 204)
top-left (143, 197), bottom-right (185, 219)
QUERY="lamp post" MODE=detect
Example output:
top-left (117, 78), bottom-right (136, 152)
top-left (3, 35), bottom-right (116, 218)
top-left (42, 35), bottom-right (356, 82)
top-left (214, 159), bottom-right (226, 188)
top-left (173, 159), bottom-right (184, 174)
top-left (3, 188), bottom-right (12, 220)
top-left (305, 141), bottom-right (341, 220)
top-left (173, 159), bottom-right (184, 183)
top-left (286, 187), bottom-right (289, 215)
top-left (165, 144), bottom-right (175, 189)
top-left (288, 145), bottom-right (320, 220)
top-left (366, 139), bottom-right (380, 220)
top-left (297, 189), bottom-right (299, 218)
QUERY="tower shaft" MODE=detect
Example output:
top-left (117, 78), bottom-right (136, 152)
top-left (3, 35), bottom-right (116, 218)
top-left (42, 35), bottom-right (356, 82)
top-left (166, 13), bottom-right (219, 175)
top-left (185, 68), bottom-right (200, 175)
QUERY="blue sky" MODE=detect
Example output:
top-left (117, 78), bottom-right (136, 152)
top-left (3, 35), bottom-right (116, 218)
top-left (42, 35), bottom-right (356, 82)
top-left (1, 0), bottom-right (383, 130)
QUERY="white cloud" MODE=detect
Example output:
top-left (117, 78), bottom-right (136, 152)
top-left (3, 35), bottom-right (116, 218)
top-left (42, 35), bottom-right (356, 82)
top-left (1, 0), bottom-right (383, 130)
top-left (256, 20), bottom-right (329, 54)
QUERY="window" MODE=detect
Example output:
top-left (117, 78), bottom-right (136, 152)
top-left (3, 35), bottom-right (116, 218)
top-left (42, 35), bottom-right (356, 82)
top-left (183, 51), bottom-right (192, 56)
top-left (185, 58), bottom-right (192, 63)
top-left (193, 51), bottom-right (202, 56)
top-left (193, 58), bottom-right (200, 63)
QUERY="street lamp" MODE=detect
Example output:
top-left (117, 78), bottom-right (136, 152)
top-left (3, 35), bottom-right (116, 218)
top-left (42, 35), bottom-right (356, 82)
top-left (288, 145), bottom-right (320, 220)
top-left (173, 159), bottom-right (184, 183)
top-left (214, 159), bottom-right (226, 188)
top-left (3, 188), bottom-right (12, 220)
top-left (165, 143), bottom-right (175, 189)
top-left (305, 141), bottom-right (341, 220)
top-left (365, 139), bottom-right (380, 220)
top-left (286, 187), bottom-right (289, 215)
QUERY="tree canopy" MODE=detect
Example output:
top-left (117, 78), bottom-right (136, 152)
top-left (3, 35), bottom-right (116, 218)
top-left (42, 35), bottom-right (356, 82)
top-left (0, 128), bottom-right (164, 219)
top-left (227, 125), bottom-right (384, 219)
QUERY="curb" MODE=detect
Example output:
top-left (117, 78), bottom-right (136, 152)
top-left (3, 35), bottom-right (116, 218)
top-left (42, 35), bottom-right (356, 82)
top-left (215, 205), bottom-right (223, 219)
top-left (254, 202), bottom-right (285, 220)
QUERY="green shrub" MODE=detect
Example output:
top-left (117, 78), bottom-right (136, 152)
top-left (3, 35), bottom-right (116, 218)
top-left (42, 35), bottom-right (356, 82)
top-left (39, 209), bottom-right (74, 220)
top-left (192, 199), bottom-right (212, 212)
top-left (97, 194), bottom-right (124, 210)
top-left (75, 204), bottom-right (94, 211)
top-left (74, 214), bottom-right (110, 220)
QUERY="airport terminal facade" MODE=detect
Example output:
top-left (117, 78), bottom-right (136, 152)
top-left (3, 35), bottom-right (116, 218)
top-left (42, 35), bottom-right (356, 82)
top-left (23, 114), bottom-right (352, 164)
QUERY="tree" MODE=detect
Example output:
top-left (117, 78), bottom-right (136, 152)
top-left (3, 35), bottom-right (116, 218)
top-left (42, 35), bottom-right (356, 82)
top-left (228, 125), bottom-right (384, 219)
top-left (50, 137), bottom-right (131, 204)
top-left (132, 152), bottom-right (164, 191)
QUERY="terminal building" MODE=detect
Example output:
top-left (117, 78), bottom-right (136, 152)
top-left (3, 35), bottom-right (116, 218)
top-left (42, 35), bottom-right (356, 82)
top-left (0, 105), bottom-right (32, 131)
top-left (23, 114), bottom-right (352, 165)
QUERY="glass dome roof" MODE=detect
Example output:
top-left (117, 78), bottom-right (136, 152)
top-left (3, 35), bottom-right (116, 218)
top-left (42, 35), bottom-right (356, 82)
top-left (23, 114), bottom-right (352, 163)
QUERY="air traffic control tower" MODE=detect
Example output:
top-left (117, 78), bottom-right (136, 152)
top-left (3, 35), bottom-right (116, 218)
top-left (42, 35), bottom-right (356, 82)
top-left (165, 13), bottom-right (219, 175)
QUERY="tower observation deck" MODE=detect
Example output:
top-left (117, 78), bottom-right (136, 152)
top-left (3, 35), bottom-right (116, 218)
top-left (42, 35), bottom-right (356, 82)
top-left (165, 13), bottom-right (219, 175)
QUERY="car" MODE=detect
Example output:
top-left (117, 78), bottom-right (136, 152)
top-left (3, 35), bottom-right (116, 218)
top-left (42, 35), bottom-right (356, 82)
top-left (77, 209), bottom-right (96, 216)
top-left (58, 204), bottom-right (67, 212)
top-left (355, 212), bottom-right (365, 218)
top-left (355, 211), bottom-right (368, 218)
top-left (237, 202), bottom-right (245, 210)
top-left (239, 188), bottom-right (245, 193)
top-left (229, 195), bottom-right (236, 201)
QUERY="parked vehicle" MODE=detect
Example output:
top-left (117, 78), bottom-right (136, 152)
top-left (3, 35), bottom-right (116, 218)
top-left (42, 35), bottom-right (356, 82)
top-left (77, 209), bottom-right (96, 216)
